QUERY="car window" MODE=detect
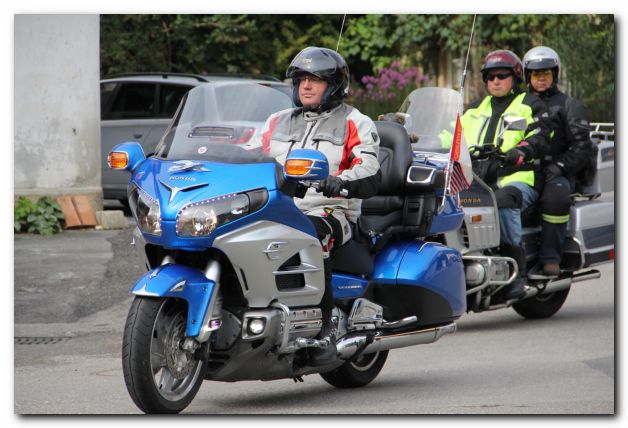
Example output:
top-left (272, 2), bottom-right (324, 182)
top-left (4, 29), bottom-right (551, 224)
top-left (100, 82), bottom-right (119, 118)
top-left (158, 84), bottom-right (193, 118)
top-left (106, 83), bottom-right (156, 120)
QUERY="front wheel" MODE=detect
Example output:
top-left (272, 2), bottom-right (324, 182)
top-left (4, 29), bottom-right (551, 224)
top-left (512, 287), bottom-right (571, 319)
top-left (122, 297), bottom-right (206, 414)
top-left (320, 350), bottom-right (388, 388)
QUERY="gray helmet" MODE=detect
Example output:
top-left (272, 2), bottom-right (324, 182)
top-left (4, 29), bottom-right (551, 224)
top-left (523, 46), bottom-right (561, 83)
top-left (286, 46), bottom-right (350, 110)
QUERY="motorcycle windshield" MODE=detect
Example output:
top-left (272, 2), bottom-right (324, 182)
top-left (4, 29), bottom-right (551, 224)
top-left (399, 87), bottom-right (462, 154)
top-left (154, 82), bottom-right (292, 164)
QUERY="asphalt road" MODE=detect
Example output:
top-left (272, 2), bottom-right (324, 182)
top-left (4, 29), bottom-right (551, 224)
top-left (13, 224), bottom-right (615, 415)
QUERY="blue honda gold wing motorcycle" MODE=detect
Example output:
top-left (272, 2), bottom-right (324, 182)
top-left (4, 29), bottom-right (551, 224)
top-left (110, 82), bottom-right (466, 414)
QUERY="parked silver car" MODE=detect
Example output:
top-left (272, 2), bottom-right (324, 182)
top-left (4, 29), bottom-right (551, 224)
top-left (100, 72), bottom-right (291, 204)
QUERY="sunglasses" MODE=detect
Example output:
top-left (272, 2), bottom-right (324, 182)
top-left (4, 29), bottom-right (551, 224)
top-left (531, 69), bottom-right (553, 79)
top-left (484, 72), bottom-right (514, 82)
top-left (297, 74), bottom-right (324, 83)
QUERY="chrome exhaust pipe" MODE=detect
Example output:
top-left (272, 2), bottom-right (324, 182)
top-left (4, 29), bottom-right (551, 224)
top-left (336, 322), bottom-right (456, 359)
top-left (541, 269), bottom-right (601, 294)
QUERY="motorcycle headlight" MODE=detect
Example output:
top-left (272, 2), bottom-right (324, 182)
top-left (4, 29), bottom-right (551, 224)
top-left (176, 189), bottom-right (268, 237)
top-left (129, 186), bottom-right (162, 236)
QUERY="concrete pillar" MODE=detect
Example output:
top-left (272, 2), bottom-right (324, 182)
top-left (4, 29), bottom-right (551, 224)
top-left (14, 14), bottom-right (102, 209)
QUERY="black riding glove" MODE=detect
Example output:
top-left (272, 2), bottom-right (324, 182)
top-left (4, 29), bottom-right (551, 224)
top-left (318, 176), bottom-right (346, 198)
top-left (543, 163), bottom-right (564, 183)
top-left (504, 148), bottom-right (526, 167)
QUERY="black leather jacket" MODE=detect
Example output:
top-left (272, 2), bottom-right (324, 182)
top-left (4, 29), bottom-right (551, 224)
top-left (528, 85), bottom-right (593, 176)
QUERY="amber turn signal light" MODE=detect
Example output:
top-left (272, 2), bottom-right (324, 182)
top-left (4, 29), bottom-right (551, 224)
top-left (108, 152), bottom-right (129, 169)
top-left (285, 159), bottom-right (313, 176)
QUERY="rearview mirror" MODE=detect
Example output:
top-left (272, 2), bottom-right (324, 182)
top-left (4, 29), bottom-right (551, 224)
top-left (283, 149), bottom-right (329, 181)
top-left (503, 116), bottom-right (528, 131)
top-left (108, 142), bottom-right (146, 172)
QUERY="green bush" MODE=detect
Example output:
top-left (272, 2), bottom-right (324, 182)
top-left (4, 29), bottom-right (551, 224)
top-left (14, 196), bottom-right (65, 236)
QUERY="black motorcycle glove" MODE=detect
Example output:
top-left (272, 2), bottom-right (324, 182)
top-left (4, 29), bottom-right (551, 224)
top-left (504, 148), bottom-right (526, 167)
top-left (318, 176), bottom-right (347, 198)
top-left (543, 163), bottom-right (564, 183)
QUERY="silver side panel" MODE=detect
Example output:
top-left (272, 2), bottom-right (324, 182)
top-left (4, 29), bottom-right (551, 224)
top-left (568, 200), bottom-right (615, 252)
top-left (462, 206), bottom-right (500, 251)
top-left (445, 174), bottom-right (500, 253)
top-left (443, 206), bottom-right (500, 254)
top-left (581, 139), bottom-right (614, 194)
top-left (213, 220), bottom-right (324, 308)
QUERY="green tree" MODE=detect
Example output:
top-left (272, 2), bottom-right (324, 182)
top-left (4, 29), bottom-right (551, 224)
top-left (100, 14), bottom-right (615, 121)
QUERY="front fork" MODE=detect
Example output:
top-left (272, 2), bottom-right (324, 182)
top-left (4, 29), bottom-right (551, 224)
top-left (196, 259), bottom-right (222, 343)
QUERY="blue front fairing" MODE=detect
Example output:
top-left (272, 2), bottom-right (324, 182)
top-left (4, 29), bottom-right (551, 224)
top-left (129, 158), bottom-right (316, 249)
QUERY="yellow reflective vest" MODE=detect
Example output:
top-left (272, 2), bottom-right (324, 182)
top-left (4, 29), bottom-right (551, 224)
top-left (462, 92), bottom-right (547, 188)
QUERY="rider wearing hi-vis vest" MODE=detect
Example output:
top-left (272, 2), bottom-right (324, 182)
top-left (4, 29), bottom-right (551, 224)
top-left (464, 92), bottom-right (544, 189)
top-left (462, 49), bottom-right (550, 300)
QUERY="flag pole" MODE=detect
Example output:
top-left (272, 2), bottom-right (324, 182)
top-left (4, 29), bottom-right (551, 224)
top-left (441, 14), bottom-right (476, 209)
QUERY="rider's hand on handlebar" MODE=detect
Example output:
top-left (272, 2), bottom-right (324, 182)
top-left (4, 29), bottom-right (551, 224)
top-left (543, 163), bottom-right (564, 182)
top-left (504, 148), bottom-right (527, 167)
top-left (318, 176), bottom-right (347, 198)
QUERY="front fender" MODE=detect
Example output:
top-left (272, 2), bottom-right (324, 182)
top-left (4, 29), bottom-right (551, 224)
top-left (131, 264), bottom-right (216, 337)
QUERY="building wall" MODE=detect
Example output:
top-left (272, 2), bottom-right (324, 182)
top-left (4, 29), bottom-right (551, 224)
top-left (14, 15), bottom-right (101, 207)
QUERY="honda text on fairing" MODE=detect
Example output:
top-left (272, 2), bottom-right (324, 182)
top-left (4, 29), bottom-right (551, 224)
top-left (110, 82), bottom-right (467, 414)
top-left (395, 87), bottom-right (614, 318)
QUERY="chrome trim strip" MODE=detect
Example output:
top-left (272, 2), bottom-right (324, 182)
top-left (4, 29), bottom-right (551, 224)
top-left (272, 262), bottom-right (321, 276)
top-left (169, 280), bottom-right (186, 293)
top-left (405, 165), bottom-right (435, 184)
top-left (571, 236), bottom-right (587, 270)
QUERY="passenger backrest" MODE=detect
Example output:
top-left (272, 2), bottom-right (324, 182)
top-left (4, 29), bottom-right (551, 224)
top-left (361, 121), bottom-right (412, 216)
top-left (374, 121), bottom-right (413, 195)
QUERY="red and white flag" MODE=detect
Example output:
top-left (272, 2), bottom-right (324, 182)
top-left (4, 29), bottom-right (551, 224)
top-left (447, 113), bottom-right (473, 195)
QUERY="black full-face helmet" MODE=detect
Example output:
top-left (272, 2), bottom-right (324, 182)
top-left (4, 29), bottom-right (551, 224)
top-left (523, 46), bottom-right (561, 84)
top-left (286, 46), bottom-right (350, 110)
top-left (481, 49), bottom-right (524, 83)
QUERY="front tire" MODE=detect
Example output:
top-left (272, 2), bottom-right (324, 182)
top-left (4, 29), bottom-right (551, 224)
top-left (122, 297), bottom-right (206, 414)
top-left (512, 287), bottom-right (571, 319)
top-left (320, 350), bottom-right (388, 388)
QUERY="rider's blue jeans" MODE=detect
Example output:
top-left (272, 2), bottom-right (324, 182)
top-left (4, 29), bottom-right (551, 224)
top-left (499, 181), bottom-right (539, 247)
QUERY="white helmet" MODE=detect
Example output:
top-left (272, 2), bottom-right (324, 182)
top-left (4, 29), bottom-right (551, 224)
top-left (523, 46), bottom-right (561, 83)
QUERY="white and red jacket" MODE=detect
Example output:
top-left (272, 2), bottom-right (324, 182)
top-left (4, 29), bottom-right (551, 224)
top-left (260, 103), bottom-right (381, 223)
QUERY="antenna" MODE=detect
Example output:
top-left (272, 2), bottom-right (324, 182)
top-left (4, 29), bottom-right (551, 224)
top-left (336, 14), bottom-right (347, 52)
top-left (459, 14), bottom-right (477, 95)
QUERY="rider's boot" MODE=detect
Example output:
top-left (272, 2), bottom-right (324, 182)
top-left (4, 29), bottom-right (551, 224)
top-left (500, 244), bottom-right (528, 300)
top-left (309, 310), bottom-right (338, 366)
top-left (309, 259), bottom-right (338, 366)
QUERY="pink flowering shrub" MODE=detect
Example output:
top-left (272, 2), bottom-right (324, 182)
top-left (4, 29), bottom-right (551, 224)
top-left (349, 61), bottom-right (428, 120)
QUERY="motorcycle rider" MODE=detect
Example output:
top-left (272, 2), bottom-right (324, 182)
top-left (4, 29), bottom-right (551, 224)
top-left (523, 46), bottom-right (595, 276)
top-left (260, 46), bottom-right (381, 365)
top-left (462, 49), bottom-right (550, 300)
